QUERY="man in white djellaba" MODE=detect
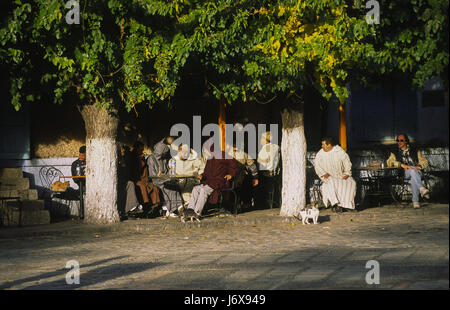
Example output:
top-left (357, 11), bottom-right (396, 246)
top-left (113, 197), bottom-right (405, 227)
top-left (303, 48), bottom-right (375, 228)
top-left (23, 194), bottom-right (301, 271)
top-left (314, 136), bottom-right (357, 213)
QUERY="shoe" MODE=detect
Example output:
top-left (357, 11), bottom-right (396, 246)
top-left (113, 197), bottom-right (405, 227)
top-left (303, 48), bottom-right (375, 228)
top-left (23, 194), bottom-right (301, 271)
top-left (419, 187), bottom-right (430, 200)
top-left (178, 205), bottom-right (185, 212)
top-left (129, 204), bottom-right (143, 213)
top-left (413, 201), bottom-right (420, 209)
top-left (168, 213), bottom-right (178, 218)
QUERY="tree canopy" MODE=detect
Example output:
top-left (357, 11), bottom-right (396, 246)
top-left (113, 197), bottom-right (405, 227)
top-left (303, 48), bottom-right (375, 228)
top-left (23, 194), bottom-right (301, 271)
top-left (1, 0), bottom-right (448, 112)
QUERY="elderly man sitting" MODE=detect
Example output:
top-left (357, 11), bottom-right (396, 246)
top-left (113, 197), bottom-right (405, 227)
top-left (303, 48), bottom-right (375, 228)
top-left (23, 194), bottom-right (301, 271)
top-left (387, 133), bottom-right (429, 208)
top-left (314, 137), bottom-right (357, 213)
top-left (174, 144), bottom-right (205, 204)
top-left (147, 136), bottom-right (182, 217)
top-left (185, 146), bottom-right (238, 216)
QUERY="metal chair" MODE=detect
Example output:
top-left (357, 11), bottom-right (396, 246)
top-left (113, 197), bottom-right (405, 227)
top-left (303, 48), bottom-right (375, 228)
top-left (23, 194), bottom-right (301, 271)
top-left (310, 179), bottom-right (323, 207)
top-left (219, 181), bottom-right (239, 215)
top-left (39, 166), bottom-right (64, 191)
top-left (204, 180), bottom-right (239, 216)
top-left (391, 169), bottom-right (432, 203)
top-left (39, 166), bottom-right (74, 216)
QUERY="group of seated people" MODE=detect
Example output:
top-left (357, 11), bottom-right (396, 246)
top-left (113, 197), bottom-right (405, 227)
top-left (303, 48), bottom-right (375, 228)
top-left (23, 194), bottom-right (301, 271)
top-left (117, 131), bottom-right (281, 220)
top-left (75, 130), bottom-right (429, 220)
top-left (313, 133), bottom-right (430, 212)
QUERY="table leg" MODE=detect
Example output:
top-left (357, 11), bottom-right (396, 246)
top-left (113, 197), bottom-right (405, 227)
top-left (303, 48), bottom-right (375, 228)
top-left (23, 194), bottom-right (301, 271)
top-left (79, 182), bottom-right (85, 220)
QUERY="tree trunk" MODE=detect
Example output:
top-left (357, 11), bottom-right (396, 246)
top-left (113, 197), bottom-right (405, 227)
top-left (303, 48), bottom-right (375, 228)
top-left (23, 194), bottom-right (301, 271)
top-left (280, 105), bottom-right (307, 217)
top-left (80, 105), bottom-right (120, 224)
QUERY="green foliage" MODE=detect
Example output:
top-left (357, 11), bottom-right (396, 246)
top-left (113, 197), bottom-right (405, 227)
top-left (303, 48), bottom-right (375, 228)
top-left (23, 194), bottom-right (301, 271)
top-left (0, 0), bottom-right (448, 112)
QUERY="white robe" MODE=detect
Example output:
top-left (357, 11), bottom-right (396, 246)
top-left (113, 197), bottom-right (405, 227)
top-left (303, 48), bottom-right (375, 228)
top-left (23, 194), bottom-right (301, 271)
top-left (257, 143), bottom-right (280, 172)
top-left (314, 146), bottom-right (356, 209)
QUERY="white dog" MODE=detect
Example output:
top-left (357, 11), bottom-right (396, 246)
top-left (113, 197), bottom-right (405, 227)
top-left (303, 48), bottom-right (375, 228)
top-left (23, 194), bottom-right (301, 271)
top-left (298, 207), bottom-right (320, 225)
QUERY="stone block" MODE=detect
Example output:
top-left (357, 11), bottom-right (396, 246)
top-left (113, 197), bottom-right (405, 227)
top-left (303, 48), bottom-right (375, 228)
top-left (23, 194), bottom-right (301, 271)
top-left (0, 178), bottom-right (30, 191)
top-left (6, 200), bottom-right (45, 210)
top-left (1, 201), bottom-right (50, 227)
top-left (0, 168), bottom-right (23, 179)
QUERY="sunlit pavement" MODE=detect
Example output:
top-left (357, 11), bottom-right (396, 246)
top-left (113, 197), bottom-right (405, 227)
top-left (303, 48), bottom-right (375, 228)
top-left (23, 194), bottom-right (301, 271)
top-left (0, 203), bottom-right (448, 290)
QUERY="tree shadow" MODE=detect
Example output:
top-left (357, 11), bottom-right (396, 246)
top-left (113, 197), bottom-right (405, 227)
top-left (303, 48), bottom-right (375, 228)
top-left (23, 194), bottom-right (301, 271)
top-left (0, 256), bottom-right (129, 289)
top-left (21, 260), bottom-right (166, 289)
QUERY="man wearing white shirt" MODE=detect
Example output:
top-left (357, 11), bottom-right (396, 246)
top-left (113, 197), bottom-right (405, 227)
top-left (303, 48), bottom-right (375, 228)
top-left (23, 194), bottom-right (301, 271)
top-left (314, 137), bottom-right (356, 212)
top-left (256, 132), bottom-right (280, 209)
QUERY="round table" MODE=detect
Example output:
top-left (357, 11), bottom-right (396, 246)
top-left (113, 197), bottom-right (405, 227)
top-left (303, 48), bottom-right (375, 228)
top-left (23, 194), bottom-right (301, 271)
top-left (149, 174), bottom-right (199, 206)
top-left (355, 166), bottom-right (401, 207)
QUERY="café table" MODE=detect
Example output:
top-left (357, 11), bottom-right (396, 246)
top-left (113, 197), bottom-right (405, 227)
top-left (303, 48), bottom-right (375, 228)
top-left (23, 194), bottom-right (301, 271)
top-left (149, 174), bottom-right (199, 206)
top-left (58, 175), bottom-right (86, 219)
top-left (354, 166), bottom-right (401, 207)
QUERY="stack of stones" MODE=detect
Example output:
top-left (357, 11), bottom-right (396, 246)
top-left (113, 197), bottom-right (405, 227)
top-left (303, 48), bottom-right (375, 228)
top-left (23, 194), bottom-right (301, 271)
top-left (0, 168), bottom-right (50, 227)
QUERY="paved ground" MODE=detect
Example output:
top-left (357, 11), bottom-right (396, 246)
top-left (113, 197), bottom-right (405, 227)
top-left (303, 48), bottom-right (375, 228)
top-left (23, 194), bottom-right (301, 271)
top-left (0, 203), bottom-right (448, 290)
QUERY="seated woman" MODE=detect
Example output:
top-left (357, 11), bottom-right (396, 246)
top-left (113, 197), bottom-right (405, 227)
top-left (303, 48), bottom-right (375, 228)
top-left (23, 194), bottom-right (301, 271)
top-left (147, 136), bottom-right (183, 217)
top-left (128, 141), bottom-right (160, 217)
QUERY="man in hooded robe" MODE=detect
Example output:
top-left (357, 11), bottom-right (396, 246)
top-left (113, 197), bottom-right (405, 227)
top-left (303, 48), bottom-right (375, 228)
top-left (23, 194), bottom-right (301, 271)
top-left (147, 136), bottom-right (183, 217)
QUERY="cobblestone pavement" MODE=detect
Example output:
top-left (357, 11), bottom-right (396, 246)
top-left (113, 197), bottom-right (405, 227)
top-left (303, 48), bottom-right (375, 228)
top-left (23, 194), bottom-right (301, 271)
top-left (0, 203), bottom-right (448, 290)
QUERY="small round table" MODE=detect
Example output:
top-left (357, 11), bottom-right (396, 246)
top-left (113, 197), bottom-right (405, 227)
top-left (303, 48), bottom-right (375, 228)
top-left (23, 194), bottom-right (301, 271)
top-left (149, 174), bottom-right (199, 206)
top-left (355, 166), bottom-right (401, 207)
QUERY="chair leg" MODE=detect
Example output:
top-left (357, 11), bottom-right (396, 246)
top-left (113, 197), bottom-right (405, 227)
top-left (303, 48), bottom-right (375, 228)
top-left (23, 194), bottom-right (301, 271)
top-left (233, 191), bottom-right (239, 216)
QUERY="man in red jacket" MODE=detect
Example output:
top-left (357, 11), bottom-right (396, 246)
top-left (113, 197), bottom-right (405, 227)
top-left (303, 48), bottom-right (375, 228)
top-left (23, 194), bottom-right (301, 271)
top-left (186, 151), bottom-right (238, 216)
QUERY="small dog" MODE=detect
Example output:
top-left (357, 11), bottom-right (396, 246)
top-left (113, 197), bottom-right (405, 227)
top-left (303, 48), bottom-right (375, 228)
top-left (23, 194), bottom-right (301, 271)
top-left (179, 206), bottom-right (201, 223)
top-left (298, 206), bottom-right (320, 225)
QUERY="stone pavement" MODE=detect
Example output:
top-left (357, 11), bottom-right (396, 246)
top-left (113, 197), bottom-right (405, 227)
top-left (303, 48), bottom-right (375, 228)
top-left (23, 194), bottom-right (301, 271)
top-left (0, 203), bottom-right (448, 290)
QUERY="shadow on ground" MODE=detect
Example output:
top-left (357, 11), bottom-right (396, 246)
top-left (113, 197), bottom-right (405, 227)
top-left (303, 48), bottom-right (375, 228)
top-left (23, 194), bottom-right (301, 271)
top-left (0, 256), bottom-right (132, 289)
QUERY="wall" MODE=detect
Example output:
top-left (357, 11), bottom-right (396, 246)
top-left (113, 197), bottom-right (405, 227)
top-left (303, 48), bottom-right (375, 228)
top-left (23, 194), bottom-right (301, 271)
top-left (0, 157), bottom-right (81, 217)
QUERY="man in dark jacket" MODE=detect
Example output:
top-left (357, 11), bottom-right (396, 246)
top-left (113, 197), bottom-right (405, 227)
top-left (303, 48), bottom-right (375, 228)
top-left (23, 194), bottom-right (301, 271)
top-left (71, 145), bottom-right (86, 218)
top-left (71, 145), bottom-right (86, 185)
top-left (187, 151), bottom-right (238, 216)
top-left (387, 133), bottom-right (429, 208)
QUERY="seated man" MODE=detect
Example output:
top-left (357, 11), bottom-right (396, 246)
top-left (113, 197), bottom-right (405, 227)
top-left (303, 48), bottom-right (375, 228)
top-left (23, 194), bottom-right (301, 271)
top-left (147, 136), bottom-right (183, 217)
top-left (117, 144), bottom-right (142, 219)
top-left (71, 145), bottom-right (86, 186)
top-left (256, 132), bottom-right (280, 209)
top-left (387, 133), bottom-right (429, 208)
top-left (174, 144), bottom-right (205, 203)
top-left (129, 141), bottom-right (160, 217)
top-left (227, 143), bottom-right (259, 209)
top-left (71, 145), bottom-right (86, 218)
top-left (314, 137), bottom-right (356, 212)
top-left (186, 149), bottom-right (238, 216)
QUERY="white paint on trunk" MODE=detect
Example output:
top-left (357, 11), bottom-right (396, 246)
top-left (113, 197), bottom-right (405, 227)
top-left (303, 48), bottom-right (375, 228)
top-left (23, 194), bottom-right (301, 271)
top-left (280, 108), bottom-right (307, 217)
top-left (85, 137), bottom-right (120, 224)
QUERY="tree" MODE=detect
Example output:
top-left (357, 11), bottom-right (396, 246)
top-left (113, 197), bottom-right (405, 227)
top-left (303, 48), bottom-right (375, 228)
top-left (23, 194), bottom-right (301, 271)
top-left (163, 0), bottom-right (382, 216)
top-left (0, 0), bottom-right (189, 224)
top-left (171, 0), bottom-right (447, 216)
top-left (2, 0), bottom-right (447, 222)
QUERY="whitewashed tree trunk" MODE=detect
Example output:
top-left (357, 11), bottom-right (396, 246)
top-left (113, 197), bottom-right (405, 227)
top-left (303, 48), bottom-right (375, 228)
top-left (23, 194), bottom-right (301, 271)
top-left (280, 106), bottom-right (307, 217)
top-left (80, 105), bottom-right (120, 224)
